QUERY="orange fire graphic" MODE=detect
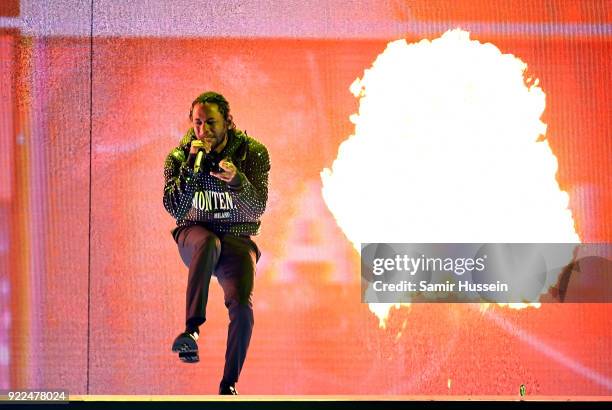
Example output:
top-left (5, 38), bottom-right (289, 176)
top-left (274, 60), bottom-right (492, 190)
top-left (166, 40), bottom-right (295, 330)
top-left (321, 29), bottom-right (579, 326)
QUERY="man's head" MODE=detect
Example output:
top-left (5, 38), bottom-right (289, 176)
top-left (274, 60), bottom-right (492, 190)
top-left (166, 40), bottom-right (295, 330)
top-left (189, 91), bottom-right (235, 152)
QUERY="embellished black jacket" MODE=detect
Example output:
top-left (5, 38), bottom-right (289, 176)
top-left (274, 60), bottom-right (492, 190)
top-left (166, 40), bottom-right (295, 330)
top-left (163, 128), bottom-right (270, 237)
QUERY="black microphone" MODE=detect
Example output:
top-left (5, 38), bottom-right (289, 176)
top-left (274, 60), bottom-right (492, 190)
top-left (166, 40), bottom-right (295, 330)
top-left (194, 150), bottom-right (204, 173)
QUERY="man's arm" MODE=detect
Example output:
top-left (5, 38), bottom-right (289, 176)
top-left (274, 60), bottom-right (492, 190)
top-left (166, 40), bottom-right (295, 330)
top-left (227, 142), bottom-right (270, 221)
top-left (163, 147), bottom-right (198, 220)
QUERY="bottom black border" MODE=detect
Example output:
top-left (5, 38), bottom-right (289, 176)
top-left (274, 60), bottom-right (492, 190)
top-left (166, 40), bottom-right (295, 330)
top-left (2, 400), bottom-right (611, 409)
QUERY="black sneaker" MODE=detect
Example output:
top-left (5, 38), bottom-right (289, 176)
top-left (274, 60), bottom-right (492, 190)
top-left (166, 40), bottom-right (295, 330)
top-left (178, 351), bottom-right (199, 363)
top-left (219, 383), bottom-right (238, 395)
top-left (172, 331), bottom-right (198, 355)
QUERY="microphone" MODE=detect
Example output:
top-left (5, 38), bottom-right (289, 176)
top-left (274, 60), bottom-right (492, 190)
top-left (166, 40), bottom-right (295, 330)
top-left (194, 150), bottom-right (204, 173)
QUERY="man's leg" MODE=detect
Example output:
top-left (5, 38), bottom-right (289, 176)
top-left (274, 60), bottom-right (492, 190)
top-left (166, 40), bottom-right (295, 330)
top-left (176, 225), bottom-right (221, 334)
top-left (214, 234), bottom-right (259, 392)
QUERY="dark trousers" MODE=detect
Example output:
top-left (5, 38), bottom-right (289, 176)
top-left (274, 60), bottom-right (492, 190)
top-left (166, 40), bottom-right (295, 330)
top-left (176, 225), bottom-right (260, 386)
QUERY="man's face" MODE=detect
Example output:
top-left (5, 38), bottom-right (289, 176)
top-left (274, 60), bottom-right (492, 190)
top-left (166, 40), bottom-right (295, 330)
top-left (191, 102), bottom-right (228, 152)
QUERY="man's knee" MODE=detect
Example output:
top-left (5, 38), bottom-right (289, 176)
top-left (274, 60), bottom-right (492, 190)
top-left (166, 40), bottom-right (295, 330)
top-left (226, 298), bottom-right (254, 326)
top-left (224, 288), bottom-right (252, 309)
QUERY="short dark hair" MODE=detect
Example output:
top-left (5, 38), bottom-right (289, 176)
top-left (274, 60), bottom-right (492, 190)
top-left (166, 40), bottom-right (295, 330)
top-left (189, 91), bottom-right (235, 130)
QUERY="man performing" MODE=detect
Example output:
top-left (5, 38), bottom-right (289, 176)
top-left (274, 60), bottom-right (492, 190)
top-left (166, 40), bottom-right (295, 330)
top-left (163, 91), bottom-right (270, 395)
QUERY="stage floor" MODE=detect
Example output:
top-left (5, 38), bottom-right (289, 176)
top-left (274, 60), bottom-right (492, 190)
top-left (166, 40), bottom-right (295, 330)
top-left (67, 394), bottom-right (611, 401)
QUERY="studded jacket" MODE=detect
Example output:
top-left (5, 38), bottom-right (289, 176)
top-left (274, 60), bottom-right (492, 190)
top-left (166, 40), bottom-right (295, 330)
top-left (163, 128), bottom-right (270, 237)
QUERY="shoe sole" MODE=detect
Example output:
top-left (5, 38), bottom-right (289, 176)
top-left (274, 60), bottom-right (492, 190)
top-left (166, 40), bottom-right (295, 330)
top-left (179, 351), bottom-right (199, 363)
top-left (172, 335), bottom-right (198, 354)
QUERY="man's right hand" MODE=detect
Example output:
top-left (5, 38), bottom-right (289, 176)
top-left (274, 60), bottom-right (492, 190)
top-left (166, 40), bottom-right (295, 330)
top-left (190, 139), bottom-right (212, 155)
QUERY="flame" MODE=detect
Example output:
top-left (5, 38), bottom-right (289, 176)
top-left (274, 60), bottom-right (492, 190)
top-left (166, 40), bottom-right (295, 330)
top-left (321, 29), bottom-right (579, 327)
top-left (480, 302), bottom-right (541, 312)
top-left (368, 303), bottom-right (403, 329)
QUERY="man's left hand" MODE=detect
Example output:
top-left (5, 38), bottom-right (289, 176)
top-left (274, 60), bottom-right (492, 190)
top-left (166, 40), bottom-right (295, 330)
top-left (211, 159), bottom-right (241, 185)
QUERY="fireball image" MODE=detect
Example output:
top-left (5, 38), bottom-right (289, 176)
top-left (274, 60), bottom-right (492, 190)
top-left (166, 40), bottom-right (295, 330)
top-left (321, 29), bottom-right (580, 324)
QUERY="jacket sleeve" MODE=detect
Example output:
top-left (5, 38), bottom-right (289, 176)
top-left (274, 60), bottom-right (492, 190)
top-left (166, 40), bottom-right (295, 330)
top-left (163, 147), bottom-right (198, 220)
top-left (227, 142), bottom-right (270, 221)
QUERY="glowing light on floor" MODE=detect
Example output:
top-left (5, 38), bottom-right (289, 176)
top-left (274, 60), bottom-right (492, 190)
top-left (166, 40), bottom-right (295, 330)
top-left (321, 29), bottom-right (579, 326)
